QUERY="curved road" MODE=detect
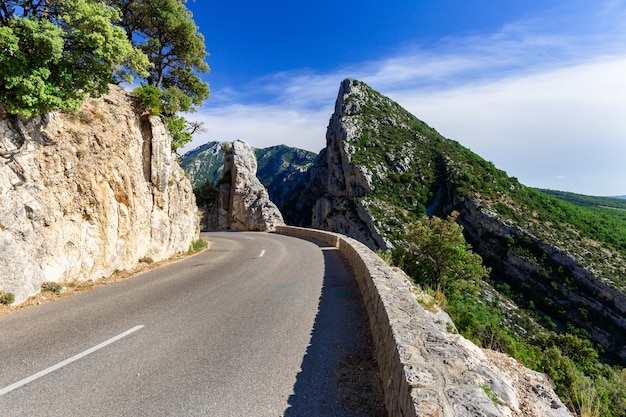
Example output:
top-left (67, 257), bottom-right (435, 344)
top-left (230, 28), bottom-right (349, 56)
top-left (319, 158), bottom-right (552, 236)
top-left (0, 232), bottom-right (382, 416)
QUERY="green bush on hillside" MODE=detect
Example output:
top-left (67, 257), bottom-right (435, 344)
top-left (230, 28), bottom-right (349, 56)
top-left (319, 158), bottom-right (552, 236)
top-left (390, 210), bottom-right (626, 417)
top-left (393, 212), bottom-right (489, 299)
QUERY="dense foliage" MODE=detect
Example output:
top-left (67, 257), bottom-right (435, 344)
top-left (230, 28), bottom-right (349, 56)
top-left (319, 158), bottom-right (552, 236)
top-left (108, 0), bottom-right (209, 109)
top-left (118, 0), bottom-right (210, 150)
top-left (0, 0), bottom-right (148, 116)
top-left (0, 0), bottom-right (209, 151)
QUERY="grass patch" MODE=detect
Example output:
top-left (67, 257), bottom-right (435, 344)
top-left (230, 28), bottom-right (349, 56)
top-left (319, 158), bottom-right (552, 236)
top-left (0, 291), bottom-right (14, 305)
top-left (189, 238), bottom-right (208, 253)
top-left (41, 281), bottom-right (63, 295)
top-left (482, 385), bottom-right (498, 405)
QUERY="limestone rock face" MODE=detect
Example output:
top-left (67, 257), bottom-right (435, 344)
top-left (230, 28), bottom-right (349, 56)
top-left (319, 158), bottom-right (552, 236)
top-left (0, 86), bottom-right (197, 303)
top-left (209, 140), bottom-right (284, 231)
top-left (297, 79), bottom-right (390, 250)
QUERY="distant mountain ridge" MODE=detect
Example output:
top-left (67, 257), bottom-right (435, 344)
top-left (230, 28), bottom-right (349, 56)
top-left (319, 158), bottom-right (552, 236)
top-left (539, 189), bottom-right (626, 209)
top-left (180, 141), bottom-right (224, 187)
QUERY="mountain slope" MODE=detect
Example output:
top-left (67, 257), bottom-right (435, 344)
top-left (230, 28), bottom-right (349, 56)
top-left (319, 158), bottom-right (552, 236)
top-left (179, 141), bottom-right (224, 187)
top-left (296, 79), bottom-right (626, 364)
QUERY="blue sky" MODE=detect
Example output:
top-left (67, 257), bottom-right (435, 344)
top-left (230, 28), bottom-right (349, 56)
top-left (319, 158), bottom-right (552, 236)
top-left (182, 0), bottom-right (626, 196)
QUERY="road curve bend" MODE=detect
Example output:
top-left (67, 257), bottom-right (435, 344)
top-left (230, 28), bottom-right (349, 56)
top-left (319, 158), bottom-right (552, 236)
top-left (0, 232), bottom-right (383, 416)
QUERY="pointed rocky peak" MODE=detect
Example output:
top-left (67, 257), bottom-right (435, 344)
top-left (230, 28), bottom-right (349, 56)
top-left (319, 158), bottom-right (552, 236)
top-left (297, 79), bottom-right (449, 250)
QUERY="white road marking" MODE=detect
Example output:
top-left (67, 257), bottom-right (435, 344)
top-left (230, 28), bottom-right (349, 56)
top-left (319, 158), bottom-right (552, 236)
top-left (245, 237), bottom-right (256, 240)
top-left (258, 250), bottom-right (266, 258)
top-left (0, 325), bottom-right (144, 396)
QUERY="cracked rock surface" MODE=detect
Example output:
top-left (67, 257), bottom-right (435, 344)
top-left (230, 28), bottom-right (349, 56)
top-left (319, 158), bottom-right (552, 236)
top-left (0, 87), bottom-right (197, 303)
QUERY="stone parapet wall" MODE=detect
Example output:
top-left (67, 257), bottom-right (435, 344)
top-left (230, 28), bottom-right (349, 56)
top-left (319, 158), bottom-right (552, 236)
top-left (275, 225), bottom-right (573, 417)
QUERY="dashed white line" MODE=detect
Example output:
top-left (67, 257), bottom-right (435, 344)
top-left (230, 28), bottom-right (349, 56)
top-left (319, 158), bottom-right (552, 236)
top-left (0, 325), bottom-right (144, 396)
top-left (258, 250), bottom-right (266, 258)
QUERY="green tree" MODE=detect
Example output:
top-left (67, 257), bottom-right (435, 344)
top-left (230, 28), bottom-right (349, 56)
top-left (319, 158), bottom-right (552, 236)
top-left (193, 180), bottom-right (218, 210)
top-left (397, 212), bottom-right (489, 298)
top-left (0, 0), bottom-right (149, 117)
top-left (110, 0), bottom-right (210, 150)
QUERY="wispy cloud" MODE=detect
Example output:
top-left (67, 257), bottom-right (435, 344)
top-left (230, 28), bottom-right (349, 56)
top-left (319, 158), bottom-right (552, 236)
top-left (184, 1), bottom-right (626, 195)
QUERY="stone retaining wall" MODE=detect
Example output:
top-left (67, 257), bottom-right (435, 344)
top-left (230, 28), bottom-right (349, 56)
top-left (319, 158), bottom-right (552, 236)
top-left (274, 225), bottom-right (573, 417)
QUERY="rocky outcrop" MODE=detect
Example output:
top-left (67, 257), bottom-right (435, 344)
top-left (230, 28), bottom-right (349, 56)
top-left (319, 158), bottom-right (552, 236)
top-left (181, 142), bottom-right (315, 224)
top-left (208, 140), bottom-right (284, 231)
top-left (0, 86), bottom-right (197, 303)
top-left (296, 79), bottom-right (390, 250)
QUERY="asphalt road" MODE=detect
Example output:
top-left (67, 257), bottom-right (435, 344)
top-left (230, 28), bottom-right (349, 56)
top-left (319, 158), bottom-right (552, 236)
top-left (0, 232), bottom-right (381, 416)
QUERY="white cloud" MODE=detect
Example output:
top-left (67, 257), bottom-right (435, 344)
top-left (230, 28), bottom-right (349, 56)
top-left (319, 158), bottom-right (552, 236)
top-left (183, 103), bottom-right (329, 154)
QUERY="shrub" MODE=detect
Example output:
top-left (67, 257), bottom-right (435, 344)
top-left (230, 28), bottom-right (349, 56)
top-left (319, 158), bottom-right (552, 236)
top-left (132, 83), bottom-right (163, 115)
top-left (189, 239), bottom-right (208, 253)
top-left (41, 281), bottom-right (63, 295)
top-left (0, 291), bottom-right (14, 305)
top-left (395, 212), bottom-right (489, 299)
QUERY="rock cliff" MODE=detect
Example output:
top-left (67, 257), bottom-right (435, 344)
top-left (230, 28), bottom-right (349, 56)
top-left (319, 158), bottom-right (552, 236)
top-left (455, 195), bottom-right (626, 362)
top-left (296, 80), bottom-right (392, 250)
top-left (0, 86), bottom-right (198, 303)
top-left (208, 140), bottom-right (284, 231)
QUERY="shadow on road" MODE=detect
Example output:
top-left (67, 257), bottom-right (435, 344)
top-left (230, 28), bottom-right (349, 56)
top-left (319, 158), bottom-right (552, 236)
top-left (283, 245), bottom-right (386, 417)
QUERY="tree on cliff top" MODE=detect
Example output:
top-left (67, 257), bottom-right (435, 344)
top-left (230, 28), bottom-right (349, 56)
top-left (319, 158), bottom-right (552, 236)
top-left (109, 0), bottom-right (210, 150)
top-left (0, 0), bottom-right (149, 117)
top-left (0, 0), bottom-right (209, 150)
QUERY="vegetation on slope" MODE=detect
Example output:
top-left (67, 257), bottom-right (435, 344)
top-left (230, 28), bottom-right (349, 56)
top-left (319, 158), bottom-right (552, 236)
top-left (343, 79), bottom-right (626, 416)
top-left (180, 141), bottom-right (224, 187)
top-left (392, 213), bottom-right (626, 417)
